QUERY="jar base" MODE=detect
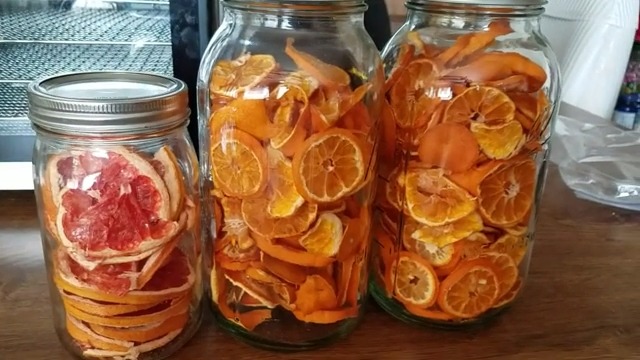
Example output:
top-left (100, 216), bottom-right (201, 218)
top-left (212, 306), bottom-right (362, 352)
top-left (370, 282), bottom-right (513, 329)
top-left (57, 306), bottom-right (204, 360)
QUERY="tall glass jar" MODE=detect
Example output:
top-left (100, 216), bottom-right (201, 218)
top-left (29, 72), bottom-right (203, 359)
top-left (370, 0), bottom-right (560, 326)
top-left (198, 0), bottom-right (383, 350)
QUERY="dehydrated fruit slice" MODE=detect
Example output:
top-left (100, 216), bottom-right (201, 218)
top-left (266, 148), bottom-right (305, 218)
top-left (388, 251), bottom-right (439, 307)
top-left (492, 277), bottom-right (522, 308)
top-left (270, 85), bottom-right (310, 157)
top-left (88, 312), bottom-right (188, 343)
top-left (417, 122), bottom-right (480, 173)
top-left (401, 167), bottom-right (476, 226)
top-left (298, 212), bottom-right (344, 257)
top-left (437, 20), bottom-right (513, 67)
top-left (285, 38), bottom-right (350, 88)
top-left (210, 54), bottom-right (276, 96)
top-left (379, 99), bottom-right (398, 168)
top-left (470, 120), bottom-right (524, 160)
top-left (448, 160), bottom-right (503, 196)
top-left (294, 274), bottom-right (338, 314)
top-left (410, 212), bottom-right (484, 248)
top-left (210, 128), bottom-right (268, 198)
top-left (478, 159), bottom-right (535, 226)
top-left (53, 147), bottom-right (178, 260)
top-left (224, 271), bottom-right (279, 309)
top-left (151, 146), bottom-right (186, 221)
top-left (242, 198), bottom-right (317, 239)
top-left (337, 206), bottom-right (371, 261)
top-left (260, 253), bottom-right (308, 285)
top-left (61, 293), bottom-right (160, 317)
top-left (390, 59), bottom-right (440, 129)
top-left (209, 98), bottom-right (275, 141)
top-left (404, 305), bottom-right (458, 321)
top-left (219, 196), bottom-right (248, 236)
top-left (340, 83), bottom-right (372, 116)
top-left (437, 259), bottom-right (499, 318)
top-left (214, 233), bottom-right (260, 271)
top-left (489, 233), bottom-right (527, 266)
top-left (384, 43), bottom-right (415, 93)
top-left (444, 86), bottom-right (516, 125)
top-left (293, 307), bottom-right (359, 324)
top-left (55, 248), bottom-right (194, 305)
top-left (283, 71), bottom-right (320, 97)
top-left (292, 128), bottom-right (366, 203)
top-left (253, 233), bottom-right (334, 268)
top-left (309, 87), bottom-right (341, 131)
top-left (480, 252), bottom-right (518, 299)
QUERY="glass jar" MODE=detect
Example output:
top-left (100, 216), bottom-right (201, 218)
top-left (370, 0), bottom-right (560, 326)
top-left (198, 0), bottom-right (383, 350)
top-left (29, 72), bottom-right (203, 359)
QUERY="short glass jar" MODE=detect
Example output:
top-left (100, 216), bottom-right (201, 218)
top-left (29, 72), bottom-right (203, 359)
top-left (198, 0), bottom-right (383, 350)
top-left (370, 0), bottom-right (559, 326)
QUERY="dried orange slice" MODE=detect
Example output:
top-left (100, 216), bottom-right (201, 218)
top-left (480, 252), bottom-right (518, 299)
top-left (493, 277), bottom-right (522, 308)
top-left (292, 128), bottom-right (366, 203)
top-left (270, 85), bottom-right (310, 157)
top-left (224, 270), bottom-right (290, 309)
top-left (211, 54), bottom-right (276, 96)
top-left (337, 207), bottom-right (371, 261)
top-left (404, 305), bottom-right (457, 321)
top-left (298, 212), bottom-right (344, 257)
top-left (447, 160), bottom-right (503, 197)
top-left (379, 99), bottom-right (398, 167)
top-left (309, 87), bottom-right (341, 131)
top-left (403, 234), bottom-right (458, 268)
top-left (285, 38), bottom-right (350, 88)
top-left (470, 120), bottom-right (524, 160)
top-left (219, 196), bottom-right (248, 236)
top-left (417, 122), bottom-right (480, 173)
top-left (253, 233), bottom-right (334, 268)
top-left (390, 59), bottom-right (440, 129)
top-left (471, 52), bottom-right (548, 93)
top-left (210, 99), bottom-right (275, 141)
top-left (210, 128), bottom-right (268, 198)
top-left (410, 212), bottom-right (484, 248)
top-left (294, 274), bottom-right (338, 314)
top-left (437, 259), bottom-right (499, 318)
top-left (489, 233), bottom-right (527, 266)
top-left (293, 307), bottom-right (359, 324)
top-left (384, 43), bottom-right (415, 93)
top-left (61, 293), bottom-right (159, 317)
top-left (401, 167), bottom-right (476, 226)
top-left (444, 86), bottom-right (515, 125)
top-left (340, 83), bottom-right (372, 116)
top-left (478, 159), bottom-right (535, 226)
top-left (266, 148), bottom-right (305, 218)
top-left (214, 233), bottom-right (260, 271)
top-left (437, 20), bottom-right (513, 67)
top-left (388, 251), bottom-right (439, 307)
top-left (283, 71), bottom-right (320, 97)
top-left (242, 198), bottom-right (317, 239)
top-left (260, 253), bottom-right (308, 285)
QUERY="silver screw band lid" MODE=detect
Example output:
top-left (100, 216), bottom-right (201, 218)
top-left (28, 71), bottom-right (190, 136)
top-left (408, 0), bottom-right (547, 6)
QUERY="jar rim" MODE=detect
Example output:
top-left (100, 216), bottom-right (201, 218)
top-left (27, 71), bottom-right (190, 137)
top-left (224, 0), bottom-right (367, 14)
top-left (407, 0), bottom-right (547, 8)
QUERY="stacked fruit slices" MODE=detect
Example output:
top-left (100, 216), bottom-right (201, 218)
top-left (207, 39), bottom-right (377, 336)
top-left (373, 20), bottom-right (551, 323)
top-left (42, 145), bottom-right (199, 359)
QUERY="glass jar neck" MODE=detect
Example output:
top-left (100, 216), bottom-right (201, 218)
top-left (405, 2), bottom-right (544, 30)
top-left (222, 5), bottom-right (365, 31)
top-left (223, 0), bottom-right (367, 18)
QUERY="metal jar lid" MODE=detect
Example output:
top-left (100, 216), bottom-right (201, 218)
top-left (27, 71), bottom-right (190, 136)
top-left (409, 0), bottom-right (547, 6)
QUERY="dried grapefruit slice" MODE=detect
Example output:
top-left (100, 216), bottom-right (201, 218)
top-left (401, 167), bottom-right (476, 226)
top-left (409, 212), bottom-right (484, 248)
top-left (292, 128), bottom-right (366, 203)
top-left (294, 274), bottom-right (338, 314)
top-left (478, 159), bottom-right (535, 226)
top-left (209, 98), bottom-right (275, 141)
top-left (55, 248), bottom-right (194, 305)
top-left (266, 148), bottom-right (305, 218)
top-left (210, 128), bottom-right (268, 198)
top-left (285, 38), bottom-right (350, 88)
top-left (470, 120), bottom-right (524, 160)
top-left (88, 312), bottom-right (188, 343)
top-left (298, 212), bottom-right (344, 257)
top-left (444, 86), bottom-right (516, 125)
top-left (61, 293), bottom-right (160, 317)
top-left (152, 146), bottom-right (185, 221)
top-left (242, 198), bottom-right (317, 239)
top-left (210, 53), bottom-right (276, 96)
top-left (417, 122), bottom-right (480, 173)
top-left (437, 259), bottom-right (499, 318)
top-left (480, 252), bottom-right (518, 299)
top-left (54, 147), bottom-right (177, 260)
top-left (388, 251), bottom-right (439, 307)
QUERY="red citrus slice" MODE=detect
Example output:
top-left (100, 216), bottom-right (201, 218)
top-left (54, 248), bottom-right (194, 305)
top-left (152, 146), bottom-right (186, 220)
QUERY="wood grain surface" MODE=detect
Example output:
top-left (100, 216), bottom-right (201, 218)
top-left (1, 168), bottom-right (639, 359)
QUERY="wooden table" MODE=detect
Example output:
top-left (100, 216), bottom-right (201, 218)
top-left (1, 168), bottom-right (639, 359)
